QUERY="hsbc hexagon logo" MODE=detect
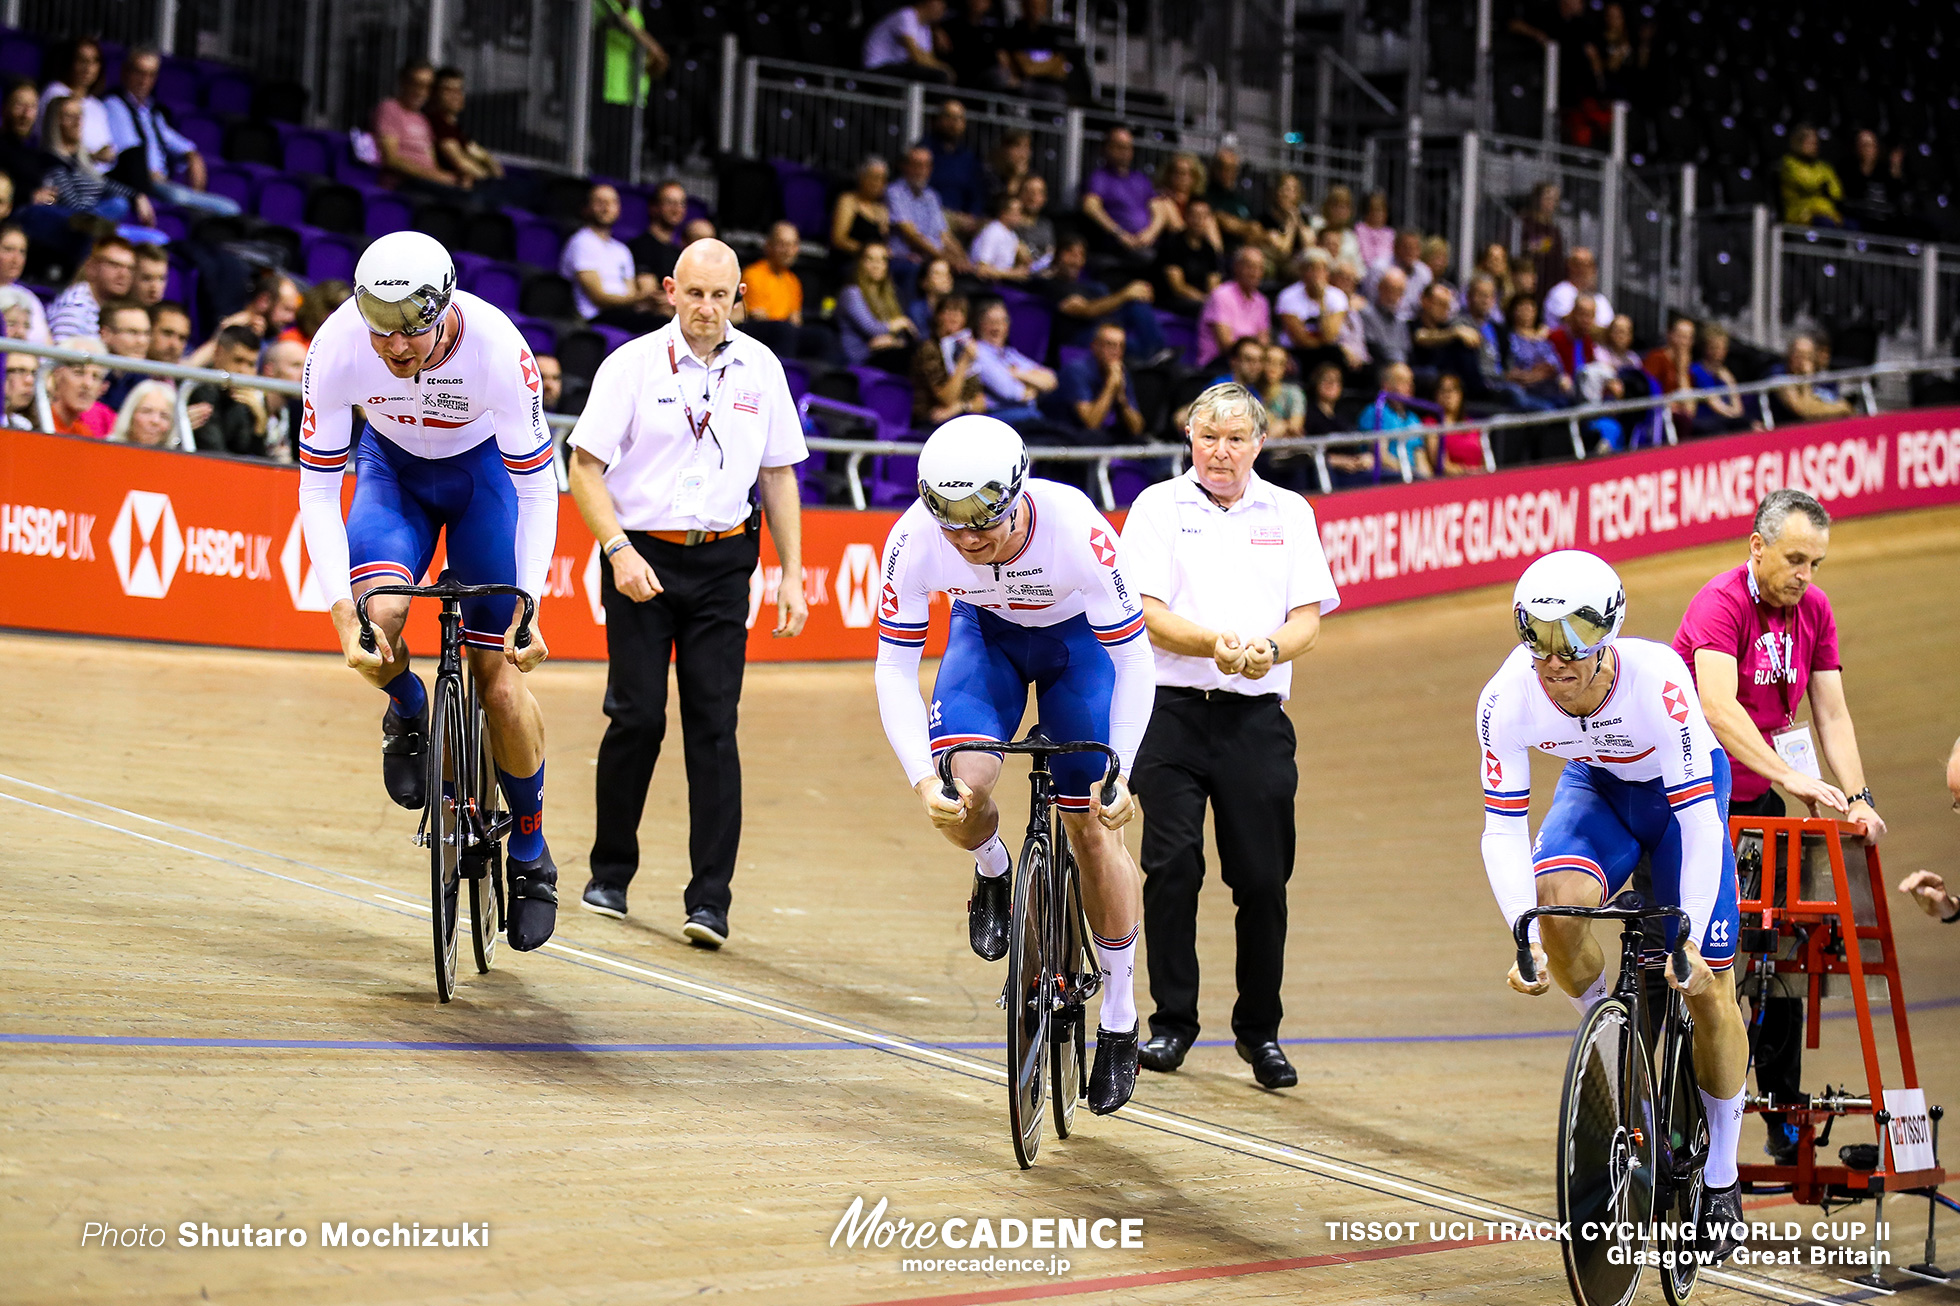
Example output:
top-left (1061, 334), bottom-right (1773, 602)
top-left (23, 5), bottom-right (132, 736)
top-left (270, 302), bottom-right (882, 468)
top-left (1662, 682), bottom-right (1690, 724)
top-left (107, 490), bottom-right (183, 599)
top-left (279, 514), bottom-right (334, 611)
top-left (1089, 528), bottom-right (1117, 568)
top-left (836, 543), bottom-right (878, 628)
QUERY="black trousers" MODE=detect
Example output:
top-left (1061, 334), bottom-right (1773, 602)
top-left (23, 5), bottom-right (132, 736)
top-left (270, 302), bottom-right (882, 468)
top-left (1130, 687), bottom-right (1298, 1044)
top-left (589, 530), bottom-right (759, 915)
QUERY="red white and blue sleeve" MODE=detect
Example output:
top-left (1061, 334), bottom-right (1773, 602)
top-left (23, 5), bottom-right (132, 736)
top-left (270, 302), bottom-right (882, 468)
top-left (1073, 504), bottom-right (1153, 779)
top-left (1655, 647), bottom-right (1727, 956)
top-left (1477, 670), bottom-right (1538, 935)
top-left (295, 337), bottom-right (356, 606)
top-left (488, 326), bottom-right (560, 601)
top-left (872, 510), bottom-right (941, 788)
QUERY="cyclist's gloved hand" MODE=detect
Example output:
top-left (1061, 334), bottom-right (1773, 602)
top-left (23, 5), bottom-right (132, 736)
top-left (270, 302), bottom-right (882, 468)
top-left (1507, 943), bottom-right (1552, 996)
top-left (1092, 774), bottom-right (1137, 831)
top-left (1212, 629), bottom-right (1247, 676)
top-left (504, 612), bottom-right (548, 672)
top-left (918, 775), bottom-right (972, 829)
top-left (1665, 939), bottom-right (1715, 996)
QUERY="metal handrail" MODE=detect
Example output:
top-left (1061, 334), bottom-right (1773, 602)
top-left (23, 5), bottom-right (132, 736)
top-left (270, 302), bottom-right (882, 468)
top-left (1318, 46), bottom-right (1400, 118)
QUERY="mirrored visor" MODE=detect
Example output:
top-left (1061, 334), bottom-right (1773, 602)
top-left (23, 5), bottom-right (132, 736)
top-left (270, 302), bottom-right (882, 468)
top-left (1516, 608), bottom-right (1614, 660)
top-left (921, 483), bottom-right (1015, 530)
top-left (356, 287), bottom-right (446, 337)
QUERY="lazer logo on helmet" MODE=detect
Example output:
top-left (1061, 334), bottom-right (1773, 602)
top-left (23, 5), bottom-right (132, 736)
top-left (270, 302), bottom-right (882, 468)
top-left (373, 279), bottom-right (410, 286)
top-left (940, 480), bottom-right (974, 488)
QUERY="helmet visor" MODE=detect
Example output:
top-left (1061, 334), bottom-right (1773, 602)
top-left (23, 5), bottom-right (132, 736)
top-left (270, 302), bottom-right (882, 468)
top-left (921, 482), bottom-right (1017, 530)
top-left (1516, 608), bottom-right (1615, 660)
top-left (356, 286), bottom-right (447, 337)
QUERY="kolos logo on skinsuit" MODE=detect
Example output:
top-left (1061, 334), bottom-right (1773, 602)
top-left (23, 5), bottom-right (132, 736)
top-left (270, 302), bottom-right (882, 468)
top-left (108, 490), bottom-right (183, 599)
top-left (836, 543), bottom-right (879, 628)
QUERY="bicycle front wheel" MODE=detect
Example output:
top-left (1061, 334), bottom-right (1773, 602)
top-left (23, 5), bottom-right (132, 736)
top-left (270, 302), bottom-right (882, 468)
top-left (1051, 841), bottom-right (1087, 1140)
top-left (1658, 1007), bottom-right (1707, 1305)
top-left (1006, 830), bottom-right (1051, 1169)
top-left (466, 693), bottom-right (503, 974)
top-left (428, 675), bottom-right (464, 1004)
top-left (1558, 995), bottom-right (1658, 1306)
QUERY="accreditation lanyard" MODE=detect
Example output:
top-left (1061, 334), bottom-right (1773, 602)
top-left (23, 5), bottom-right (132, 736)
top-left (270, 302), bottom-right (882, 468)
top-left (1745, 566), bottom-right (1802, 727)
top-left (668, 337), bottom-right (730, 468)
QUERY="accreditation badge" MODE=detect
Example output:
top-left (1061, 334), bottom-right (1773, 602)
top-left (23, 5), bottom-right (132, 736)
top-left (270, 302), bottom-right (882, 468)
top-left (673, 471), bottom-right (708, 517)
top-left (1770, 721), bottom-right (1823, 780)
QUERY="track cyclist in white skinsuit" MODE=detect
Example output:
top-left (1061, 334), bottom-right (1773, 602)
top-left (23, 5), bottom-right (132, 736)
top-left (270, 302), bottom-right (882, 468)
top-left (1477, 549), bottom-right (1748, 1261)
top-left (297, 230), bottom-right (562, 951)
top-left (875, 415), bottom-right (1153, 1114)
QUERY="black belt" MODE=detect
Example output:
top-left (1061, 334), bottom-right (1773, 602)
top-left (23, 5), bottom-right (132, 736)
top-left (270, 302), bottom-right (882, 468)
top-left (1157, 685), bottom-right (1281, 705)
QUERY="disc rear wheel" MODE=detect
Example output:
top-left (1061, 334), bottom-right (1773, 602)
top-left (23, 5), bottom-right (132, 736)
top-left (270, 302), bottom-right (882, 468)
top-left (1558, 996), bottom-right (1658, 1306)
top-left (1006, 831), bottom-right (1051, 1169)
top-left (428, 678), bottom-right (464, 1003)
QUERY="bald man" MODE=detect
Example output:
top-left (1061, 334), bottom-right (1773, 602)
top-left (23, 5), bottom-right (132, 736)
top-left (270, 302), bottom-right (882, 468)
top-left (566, 238), bottom-right (811, 946)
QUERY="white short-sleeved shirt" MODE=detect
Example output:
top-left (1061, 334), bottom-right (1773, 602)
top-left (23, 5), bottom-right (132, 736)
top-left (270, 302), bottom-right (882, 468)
top-left (560, 227), bottom-right (638, 320)
top-left (1273, 281), bottom-right (1349, 327)
top-left (970, 220), bottom-right (1020, 271)
top-left (567, 320), bottom-right (808, 532)
top-left (1119, 469), bottom-right (1340, 699)
top-left (1542, 282), bottom-right (1613, 331)
top-left (864, 5), bottom-right (931, 68)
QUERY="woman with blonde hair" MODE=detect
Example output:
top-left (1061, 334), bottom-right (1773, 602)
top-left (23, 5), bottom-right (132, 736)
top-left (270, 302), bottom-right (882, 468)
top-left (1314, 184), bottom-right (1361, 267)
top-left (110, 378), bottom-right (180, 448)
top-left (1155, 152), bottom-right (1207, 230)
top-left (837, 241), bottom-right (919, 372)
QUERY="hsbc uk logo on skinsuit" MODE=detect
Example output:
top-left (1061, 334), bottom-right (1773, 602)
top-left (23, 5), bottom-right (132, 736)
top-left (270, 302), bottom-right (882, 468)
top-left (108, 491), bottom-right (183, 599)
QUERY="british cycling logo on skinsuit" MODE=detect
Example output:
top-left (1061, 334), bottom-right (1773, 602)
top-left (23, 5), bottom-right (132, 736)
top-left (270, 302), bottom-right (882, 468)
top-left (108, 490), bottom-right (183, 599)
top-left (1089, 528), bottom-right (1117, 568)
top-left (1662, 682), bottom-right (1690, 724)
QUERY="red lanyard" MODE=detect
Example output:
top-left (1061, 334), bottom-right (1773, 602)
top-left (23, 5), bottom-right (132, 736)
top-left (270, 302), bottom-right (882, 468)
top-left (667, 337), bottom-right (729, 447)
top-left (1746, 566), bottom-right (1801, 726)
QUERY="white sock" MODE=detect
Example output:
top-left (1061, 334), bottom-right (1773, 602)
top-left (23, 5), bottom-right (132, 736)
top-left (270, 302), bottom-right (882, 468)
top-left (972, 832), bottom-right (1010, 878)
top-left (1092, 925), bottom-right (1139, 1033)
top-left (1700, 1087), bottom-right (1745, 1189)
top-left (1568, 972), bottom-right (1610, 1017)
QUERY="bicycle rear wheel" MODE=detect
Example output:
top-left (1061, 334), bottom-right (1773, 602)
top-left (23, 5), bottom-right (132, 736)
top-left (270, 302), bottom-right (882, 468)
top-left (428, 675), bottom-right (464, 1004)
top-left (1006, 830), bottom-right (1051, 1169)
top-left (1558, 996), bottom-right (1658, 1306)
top-left (1657, 1008), bottom-right (1707, 1305)
top-left (466, 692), bottom-right (503, 974)
top-left (1051, 842), bottom-right (1087, 1140)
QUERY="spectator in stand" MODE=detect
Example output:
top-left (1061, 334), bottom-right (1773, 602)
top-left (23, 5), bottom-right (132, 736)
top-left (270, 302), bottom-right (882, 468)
top-left (185, 325), bottom-right (269, 456)
top-left (837, 241), bottom-right (920, 372)
top-left (536, 354), bottom-right (565, 413)
top-left (1767, 333), bottom-right (1853, 425)
top-left (0, 223), bottom-right (48, 342)
top-left (1841, 130), bottom-right (1909, 236)
top-left (1311, 364), bottom-right (1376, 488)
top-left (740, 220), bottom-right (842, 363)
top-left (1690, 323), bottom-right (1751, 435)
top-left (1015, 174), bottom-right (1056, 271)
top-left (1597, 1), bottom-right (1652, 107)
top-left (831, 156), bottom-right (893, 276)
top-left (429, 67), bottom-right (506, 188)
top-left (923, 100), bottom-right (985, 236)
top-left (986, 130), bottom-right (1032, 203)
top-left (1543, 247), bottom-right (1612, 330)
top-left (49, 236), bottom-right (135, 341)
top-left (631, 179), bottom-right (690, 292)
top-left (1511, 0), bottom-right (1610, 146)
top-left (1810, 335), bottom-right (1841, 404)
top-left (1081, 128), bottom-right (1167, 262)
top-left (1511, 260), bottom-right (1540, 305)
top-left (131, 243), bottom-right (169, 307)
top-left (1645, 315), bottom-right (1698, 426)
top-left (1409, 281), bottom-right (1481, 393)
top-left (102, 48), bottom-right (240, 217)
top-left (1432, 372), bottom-right (1488, 477)
top-left (1214, 335), bottom-right (1268, 389)
top-left (1255, 173), bottom-right (1312, 270)
top-left (2, 350), bottom-right (34, 429)
top-left (0, 284), bottom-right (36, 340)
top-left (1053, 322), bottom-right (1145, 443)
top-left (944, 0), bottom-right (1015, 93)
top-left (286, 280), bottom-right (351, 348)
top-left (681, 217), bottom-right (717, 245)
top-left (1779, 124), bottom-right (1843, 228)
top-left (110, 378), bottom-right (178, 448)
top-left (39, 39), bottom-right (114, 164)
top-left (1003, 0), bottom-right (1074, 103)
top-left (970, 192), bottom-right (1031, 281)
top-left (1042, 231), bottom-right (1170, 362)
top-left (1590, 314), bottom-right (1643, 389)
top-left (374, 61), bottom-right (470, 196)
top-left (889, 144), bottom-right (969, 292)
top-left (564, 183), bottom-right (667, 333)
top-left (1359, 361), bottom-right (1433, 480)
top-left (46, 336), bottom-right (114, 438)
top-left (1154, 197), bottom-right (1222, 316)
top-left (953, 296), bottom-right (1056, 431)
top-left (913, 292), bottom-right (985, 426)
top-left (1353, 190), bottom-right (1395, 272)
top-left (1548, 291), bottom-right (1602, 379)
top-left (1259, 345), bottom-right (1306, 440)
top-left (1502, 291), bottom-right (1571, 411)
top-left (97, 300), bottom-right (152, 412)
top-left (1518, 181), bottom-right (1566, 300)
top-left (1550, 294), bottom-right (1628, 452)
top-left (1454, 273), bottom-right (1547, 418)
top-left (1275, 249), bottom-right (1349, 378)
top-left (907, 255), bottom-right (955, 337)
top-left (1327, 257), bottom-right (1370, 371)
top-left (258, 337), bottom-right (306, 463)
top-left (863, 0), bottom-right (954, 84)
top-left (1474, 242), bottom-right (1516, 308)
top-left (41, 97), bottom-right (155, 226)
top-left (1312, 186), bottom-right (1361, 267)
top-left (1157, 153), bottom-right (1206, 231)
top-left (1205, 145), bottom-right (1258, 246)
top-left (0, 82), bottom-right (52, 210)
top-left (1365, 229), bottom-right (1430, 320)
top-left (1355, 266), bottom-right (1410, 367)
top-left (148, 300), bottom-right (191, 364)
top-left (1197, 245), bottom-right (1271, 368)
top-left (1419, 236), bottom-right (1455, 301)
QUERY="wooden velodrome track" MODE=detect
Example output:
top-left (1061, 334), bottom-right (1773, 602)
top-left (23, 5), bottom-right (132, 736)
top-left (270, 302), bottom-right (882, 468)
top-left (5, 506), bottom-right (1959, 1306)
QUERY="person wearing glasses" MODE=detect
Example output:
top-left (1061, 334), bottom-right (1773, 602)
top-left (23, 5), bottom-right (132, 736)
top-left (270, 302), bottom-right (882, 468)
top-left (1476, 549), bottom-right (1748, 1264)
top-left (296, 231), bottom-right (561, 951)
top-left (566, 238), bottom-right (809, 949)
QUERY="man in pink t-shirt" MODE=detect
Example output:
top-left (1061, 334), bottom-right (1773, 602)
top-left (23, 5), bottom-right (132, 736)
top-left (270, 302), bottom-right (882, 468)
top-left (1671, 486), bottom-right (1884, 1166)
top-left (373, 61), bottom-right (462, 191)
top-left (1196, 246), bottom-right (1272, 366)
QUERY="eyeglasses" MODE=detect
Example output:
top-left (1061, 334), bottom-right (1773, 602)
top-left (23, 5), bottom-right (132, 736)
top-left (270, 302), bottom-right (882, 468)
top-left (357, 285), bottom-right (448, 337)
top-left (923, 485), bottom-right (1016, 530)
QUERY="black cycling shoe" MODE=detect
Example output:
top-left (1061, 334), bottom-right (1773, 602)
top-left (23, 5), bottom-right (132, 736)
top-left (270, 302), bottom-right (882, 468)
top-left (505, 844), bottom-right (559, 951)
top-left (968, 870), bottom-right (1010, 961)
top-left (1697, 1180), bottom-right (1745, 1264)
top-left (1087, 1026), bottom-right (1139, 1115)
top-left (380, 692), bottom-right (427, 810)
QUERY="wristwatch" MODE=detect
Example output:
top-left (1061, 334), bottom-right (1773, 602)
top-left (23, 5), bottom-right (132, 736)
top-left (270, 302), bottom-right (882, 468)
top-left (1848, 787), bottom-right (1876, 810)
top-left (1266, 638), bottom-right (1280, 661)
top-left (1942, 897), bottom-right (1960, 925)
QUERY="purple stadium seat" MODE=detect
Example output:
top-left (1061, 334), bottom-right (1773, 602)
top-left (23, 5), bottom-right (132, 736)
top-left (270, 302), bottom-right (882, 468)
top-left (151, 209), bottom-right (190, 244)
top-left (1107, 460), bottom-right (1153, 506)
top-left (205, 165), bottom-right (253, 212)
top-left (451, 250), bottom-right (494, 285)
top-left (511, 315), bottom-right (557, 358)
top-left (850, 366), bottom-right (913, 439)
top-left (1056, 345), bottom-right (1090, 374)
top-left (585, 323), bottom-right (635, 355)
top-left (280, 127), bottom-right (334, 177)
top-left (364, 190), bottom-right (414, 239)
top-left (612, 189), bottom-right (649, 241)
top-left (0, 35), bottom-right (40, 81)
top-left (468, 263), bottom-right (523, 315)
top-left (331, 139), bottom-right (378, 188)
top-left (177, 114), bottom-right (224, 161)
top-left (164, 262), bottom-right (194, 307)
top-left (156, 60), bottom-right (200, 112)
top-left (303, 232), bottom-right (360, 283)
top-left (1155, 309), bottom-right (1197, 365)
top-left (513, 217), bottom-right (563, 269)
top-left (203, 74), bottom-right (253, 117)
top-left (98, 42), bottom-right (123, 88)
top-left (780, 358), bottom-right (811, 402)
top-left (256, 175), bottom-right (307, 227)
top-left (772, 162), bottom-right (829, 242)
top-left (1000, 292), bottom-right (1050, 364)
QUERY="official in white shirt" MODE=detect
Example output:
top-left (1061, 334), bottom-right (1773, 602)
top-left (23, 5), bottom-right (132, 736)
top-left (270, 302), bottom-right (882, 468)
top-left (567, 238), bottom-right (809, 948)
top-left (1119, 382), bottom-right (1340, 1090)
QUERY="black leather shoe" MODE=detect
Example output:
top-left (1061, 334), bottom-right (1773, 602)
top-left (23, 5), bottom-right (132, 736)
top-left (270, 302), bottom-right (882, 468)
top-left (1236, 1039), bottom-right (1298, 1089)
top-left (380, 692), bottom-right (427, 810)
top-left (505, 844), bottom-right (559, 951)
top-left (967, 870), bottom-right (1010, 961)
top-left (1087, 1027), bottom-right (1139, 1114)
top-left (1138, 1031), bottom-right (1194, 1073)
top-left (1698, 1180), bottom-right (1745, 1264)
top-left (580, 880), bottom-right (627, 919)
top-left (683, 907), bottom-right (728, 949)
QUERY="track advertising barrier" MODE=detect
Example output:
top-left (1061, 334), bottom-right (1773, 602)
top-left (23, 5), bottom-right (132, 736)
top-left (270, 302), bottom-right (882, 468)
top-left (4, 408), bottom-right (1959, 661)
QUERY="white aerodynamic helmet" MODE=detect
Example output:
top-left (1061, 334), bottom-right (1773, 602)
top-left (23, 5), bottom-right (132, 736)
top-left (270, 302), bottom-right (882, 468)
top-left (353, 230), bottom-right (456, 337)
top-left (1513, 550), bottom-right (1626, 660)
top-left (917, 414), bottom-right (1029, 529)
